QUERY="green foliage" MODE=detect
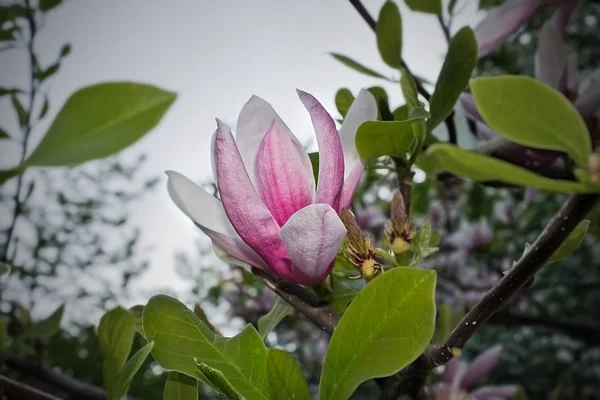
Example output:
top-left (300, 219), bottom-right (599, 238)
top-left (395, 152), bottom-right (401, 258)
top-left (0, 262), bottom-right (10, 276)
top-left (546, 220), bottom-right (590, 264)
top-left (355, 120), bottom-right (419, 163)
top-left (0, 82), bottom-right (177, 185)
top-left (410, 222), bottom-right (440, 265)
top-left (129, 305), bottom-right (146, 338)
top-left (266, 349), bottom-right (312, 400)
top-left (257, 297), bottom-right (292, 340)
top-left (308, 151), bottom-right (320, 184)
top-left (143, 294), bottom-right (272, 399)
top-left (376, 1), bottom-right (403, 68)
top-left (329, 53), bottom-right (389, 80)
top-left (319, 267), bottom-right (437, 400)
top-left (335, 88), bottom-right (355, 117)
top-left (428, 26), bottom-right (477, 130)
top-left (39, 0), bottom-right (62, 12)
top-left (196, 363), bottom-right (242, 400)
top-left (0, 128), bottom-right (10, 139)
top-left (471, 76), bottom-right (592, 168)
top-left (164, 372), bottom-right (199, 400)
top-left (98, 306), bottom-right (136, 399)
top-left (325, 258), bottom-right (363, 313)
top-left (400, 68), bottom-right (419, 109)
top-left (21, 304), bottom-right (64, 340)
top-left (113, 341), bottom-right (155, 400)
top-left (11, 94), bottom-right (27, 128)
top-left (404, 0), bottom-right (442, 14)
top-left (427, 144), bottom-right (595, 192)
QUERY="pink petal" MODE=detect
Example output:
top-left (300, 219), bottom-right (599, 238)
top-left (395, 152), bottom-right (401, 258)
top-left (339, 159), bottom-right (364, 210)
top-left (441, 358), bottom-right (459, 384)
top-left (338, 88), bottom-right (378, 176)
top-left (201, 227), bottom-right (270, 271)
top-left (565, 54), bottom-right (580, 101)
top-left (279, 204), bottom-right (346, 286)
top-left (535, 20), bottom-right (566, 90)
top-left (213, 119), bottom-right (290, 272)
top-left (471, 385), bottom-right (519, 399)
top-left (235, 95), bottom-right (314, 190)
top-left (551, 0), bottom-right (582, 36)
top-left (460, 345), bottom-right (504, 389)
top-left (297, 90), bottom-right (345, 210)
top-left (254, 119), bottom-right (314, 226)
top-left (474, 0), bottom-right (549, 57)
top-left (459, 93), bottom-right (484, 122)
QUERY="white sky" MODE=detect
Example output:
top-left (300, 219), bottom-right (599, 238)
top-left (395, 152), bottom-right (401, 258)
top-left (0, 0), bottom-right (483, 313)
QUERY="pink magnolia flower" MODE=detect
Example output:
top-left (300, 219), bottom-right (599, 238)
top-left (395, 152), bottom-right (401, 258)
top-left (435, 345), bottom-right (518, 400)
top-left (167, 89), bottom-right (377, 286)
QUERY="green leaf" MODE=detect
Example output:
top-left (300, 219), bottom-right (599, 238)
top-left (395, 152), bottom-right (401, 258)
top-left (319, 267), bottom-right (437, 400)
top-left (129, 305), bottom-right (145, 338)
top-left (194, 303), bottom-right (220, 335)
top-left (196, 363), bottom-right (242, 400)
top-left (98, 306), bottom-right (136, 399)
top-left (267, 349), bottom-right (311, 400)
top-left (329, 53), bottom-right (390, 80)
top-left (448, 0), bottom-right (458, 14)
top-left (21, 304), bottom-right (64, 340)
top-left (427, 144), bottom-right (594, 193)
top-left (376, 1), bottom-right (403, 68)
top-left (22, 82), bottom-right (176, 168)
top-left (335, 88), bottom-right (355, 118)
top-left (11, 94), bottom-right (27, 128)
top-left (410, 222), bottom-right (439, 265)
top-left (38, 95), bottom-right (49, 119)
top-left (0, 88), bottom-right (22, 97)
top-left (143, 294), bottom-right (271, 399)
top-left (0, 262), bottom-right (10, 277)
top-left (514, 387), bottom-right (529, 400)
top-left (37, 62), bottom-right (60, 82)
top-left (546, 219), bottom-right (590, 264)
top-left (400, 69), bottom-right (419, 110)
top-left (257, 297), bottom-right (292, 340)
top-left (0, 167), bottom-right (21, 186)
top-left (39, 0), bottom-right (62, 12)
top-left (355, 120), bottom-right (419, 163)
top-left (325, 259), bottom-right (363, 313)
top-left (393, 105), bottom-right (409, 120)
top-left (59, 43), bottom-right (71, 58)
top-left (308, 151), bottom-right (319, 184)
top-left (112, 341), bottom-right (155, 400)
top-left (432, 303), bottom-right (452, 344)
top-left (367, 86), bottom-right (391, 120)
top-left (471, 76), bottom-right (592, 168)
top-left (163, 372), bottom-right (199, 400)
top-left (404, 0), bottom-right (442, 14)
top-left (428, 26), bottom-right (477, 130)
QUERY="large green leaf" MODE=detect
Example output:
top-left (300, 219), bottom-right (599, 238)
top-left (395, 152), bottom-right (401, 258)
top-left (400, 69), bottom-right (419, 110)
top-left (257, 297), bottom-right (292, 340)
top-left (143, 294), bottom-right (271, 399)
top-left (267, 349), bottom-right (311, 400)
top-left (355, 119), bottom-right (420, 163)
top-left (376, 1), bottom-right (403, 68)
top-left (335, 88), bottom-right (355, 118)
top-left (0, 167), bottom-right (20, 185)
top-left (97, 306), bottom-right (136, 400)
top-left (163, 372), bottom-right (199, 400)
top-left (22, 82), bottom-right (176, 167)
top-left (404, 0), bottom-right (442, 14)
top-left (428, 26), bottom-right (477, 130)
top-left (427, 144), bottom-right (594, 193)
top-left (329, 53), bottom-right (390, 80)
top-left (319, 267), bottom-right (437, 400)
top-left (471, 76), bottom-right (591, 168)
top-left (21, 304), bottom-right (64, 340)
top-left (325, 259), bottom-right (363, 313)
top-left (547, 219), bottom-right (590, 264)
top-left (112, 341), bottom-right (155, 400)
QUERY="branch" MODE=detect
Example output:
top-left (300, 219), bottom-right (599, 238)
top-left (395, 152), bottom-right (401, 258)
top-left (0, 375), bottom-right (61, 400)
top-left (3, 354), bottom-right (110, 400)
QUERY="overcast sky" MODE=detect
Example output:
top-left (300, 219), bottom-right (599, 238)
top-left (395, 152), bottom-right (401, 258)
top-left (0, 0), bottom-right (483, 314)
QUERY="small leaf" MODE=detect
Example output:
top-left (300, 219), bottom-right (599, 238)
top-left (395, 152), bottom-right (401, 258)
top-left (329, 53), bottom-right (390, 80)
top-left (39, 0), bottom-right (62, 12)
top-left (0, 88), bottom-right (22, 97)
top-left (308, 152), bottom-right (319, 184)
top-left (98, 306), bottom-right (136, 400)
top-left (471, 76), bottom-right (592, 168)
top-left (267, 349), bottom-right (312, 400)
top-left (11, 94), bottom-right (27, 128)
top-left (355, 119), bottom-right (420, 163)
top-left (37, 62), bottom-right (60, 82)
top-left (448, 0), bottom-right (458, 14)
top-left (410, 222), bottom-right (439, 265)
top-left (367, 86), bottom-right (391, 120)
top-left (22, 82), bottom-right (177, 168)
top-left (59, 43), bottom-right (71, 57)
top-left (143, 295), bottom-right (271, 399)
top-left (112, 341), bottom-right (155, 400)
top-left (21, 304), bottom-right (65, 340)
top-left (196, 363), bottom-right (242, 400)
top-left (393, 105), bottom-right (409, 120)
top-left (427, 144), bottom-right (593, 193)
top-left (335, 88), bottom-right (355, 117)
top-left (376, 1), bottom-right (403, 68)
top-left (546, 219), bottom-right (590, 264)
top-left (38, 95), bottom-right (49, 119)
top-left (319, 267), bottom-right (437, 400)
top-left (0, 262), bottom-right (10, 277)
top-left (404, 0), bottom-right (442, 14)
top-left (193, 303), bottom-right (220, 334)
top-left (163, 372), bottom-right (198, 400)
top-left (428, 26), bottom-right (477, 130)
top-left (400, 69), bottom-right (419, 109)
top-left (129, 305), bottom-right (145, 338)
top-left (0, 167), bottom-right (22, 186)
top-left (257, 297), bottom-right (292, 339)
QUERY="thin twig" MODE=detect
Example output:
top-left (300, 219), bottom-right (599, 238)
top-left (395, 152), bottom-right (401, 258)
top-left (0, 375), bottom-right (62, 400)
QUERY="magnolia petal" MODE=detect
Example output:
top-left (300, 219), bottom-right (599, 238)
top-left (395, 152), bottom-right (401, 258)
top-left (470, 385), bottom-right (519, 399)
top-left (474, 0), bottom-right (548, 57)
top-left (279, 203), bottom-right (346, 286)
top-left (441, 358), bottom-right (459, 384)
top-left (535, 20), bottom-right (567, 90)
top-left (551, 0), bottom-right (582, 36)
top-left (297, 90), bottom-right (345, 209)
top-left (459, 93), bottom-right (483, 122)
top-left (213, 119), bottom-right (290, 272)
top-left (201, 226), bottom-right (270, 271)
top-left (339, 88), bottom-right (378, 176)
top-left (339, 159), bottom-right (364, 210)
top-left (210, 130), bottom-right (218, 185)
top-left (166, 170), bottom-right (234, 235)
top-left (460, 345), bottom-right (504, 389)
top-left (254, 119), bottom-right (314, 226)
top-left (236, 95), bottom-right (314, 190)
top-left (565, 54), bottom-right (580, 101)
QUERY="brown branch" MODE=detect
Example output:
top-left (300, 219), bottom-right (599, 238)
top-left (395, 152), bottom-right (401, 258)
top-left (0, 375), bottom-right (62, 400)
